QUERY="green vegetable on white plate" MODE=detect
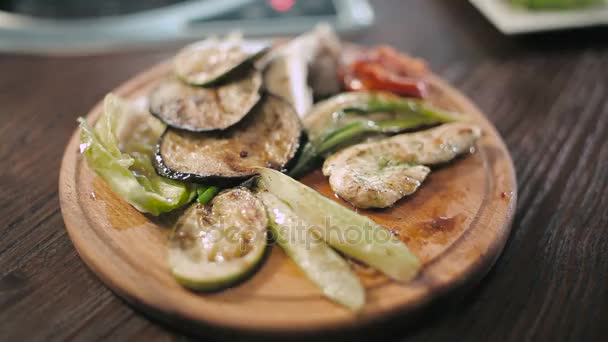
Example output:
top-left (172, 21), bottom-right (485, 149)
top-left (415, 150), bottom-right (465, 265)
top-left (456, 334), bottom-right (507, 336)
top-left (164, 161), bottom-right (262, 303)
top-left (257, 168), bottom-right (421, 282)
top-left (78, 94), bottom-right (196, 216)
top-left (258, 191), bottom-right (365, 311)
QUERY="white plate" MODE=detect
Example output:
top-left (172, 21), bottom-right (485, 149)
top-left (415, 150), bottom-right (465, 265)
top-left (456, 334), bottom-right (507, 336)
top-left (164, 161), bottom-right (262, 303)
top-left (470, 0), bottom-right (608, 34)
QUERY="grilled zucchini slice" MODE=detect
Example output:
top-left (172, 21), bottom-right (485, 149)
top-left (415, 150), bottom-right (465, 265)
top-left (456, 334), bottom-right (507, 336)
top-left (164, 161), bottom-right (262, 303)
top-left (169, 188), bottom-right (268, 291)
top-left (155, 95), bottom-right (301, 183)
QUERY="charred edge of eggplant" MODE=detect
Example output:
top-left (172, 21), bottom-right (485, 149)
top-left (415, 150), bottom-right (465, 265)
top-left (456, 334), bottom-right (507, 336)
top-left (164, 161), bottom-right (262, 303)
top-left (153, 93), bottom-right (303, 186)
top-left (147, 93), bottom-right (261, 134)
top-left (148, 69), bottom-right (263, 133)
top-left (197, 61), bottom-right (260, 88)
top-left (146, 89), bottom-right (205, 134)
top-left (261, 93), bottom-right (304, 174)
top-left (281, 128), bottom-right (308, 174)
top-left (153, 132), bottom-right (251, 187)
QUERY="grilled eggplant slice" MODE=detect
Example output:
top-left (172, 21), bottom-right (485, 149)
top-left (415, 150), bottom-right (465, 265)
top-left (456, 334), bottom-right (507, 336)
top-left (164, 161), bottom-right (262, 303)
top-left (174, 36), bottom-right (268, 86)
top-left (169, 187), bottom-right (268, 291)
top-left (149, 69), bottom-right (262, 132)
top-left (155, 95), bottom-right (301, 183)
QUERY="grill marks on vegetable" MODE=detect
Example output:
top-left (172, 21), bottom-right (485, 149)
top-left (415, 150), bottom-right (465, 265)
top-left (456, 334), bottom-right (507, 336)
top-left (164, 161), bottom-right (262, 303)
top-left (168, 188), bottom-right (268, 291)
top-left (174, 37), bottom-right (268, 86)
top-left (149, 69), bottom-right (262, 132)
top-left (155, 95), bottom-right (301, 182)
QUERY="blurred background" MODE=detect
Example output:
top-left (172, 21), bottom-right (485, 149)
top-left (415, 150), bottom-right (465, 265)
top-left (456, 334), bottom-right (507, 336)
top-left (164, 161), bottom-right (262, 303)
top-left (0, 0), bottom-right (374, 54)
top-left (1, 0), bottom-right (605, 54)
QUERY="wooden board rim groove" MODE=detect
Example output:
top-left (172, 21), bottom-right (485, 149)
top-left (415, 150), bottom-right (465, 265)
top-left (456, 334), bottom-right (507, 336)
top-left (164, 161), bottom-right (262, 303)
top-left (59, 60), bottom-right (517, 336)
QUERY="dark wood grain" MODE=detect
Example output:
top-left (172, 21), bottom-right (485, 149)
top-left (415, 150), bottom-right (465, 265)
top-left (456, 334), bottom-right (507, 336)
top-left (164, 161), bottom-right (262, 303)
top-left (1, 0), bottom-right (607, 341)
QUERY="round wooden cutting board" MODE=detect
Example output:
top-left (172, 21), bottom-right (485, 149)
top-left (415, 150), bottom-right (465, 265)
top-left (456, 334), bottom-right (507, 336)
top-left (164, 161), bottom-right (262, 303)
top-left (59, 60), bottom-right (516, 338)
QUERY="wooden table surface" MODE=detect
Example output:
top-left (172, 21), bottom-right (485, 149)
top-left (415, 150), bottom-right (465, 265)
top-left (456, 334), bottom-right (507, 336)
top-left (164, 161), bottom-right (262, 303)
top-left (1, 1), bottom-right (607, 341)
